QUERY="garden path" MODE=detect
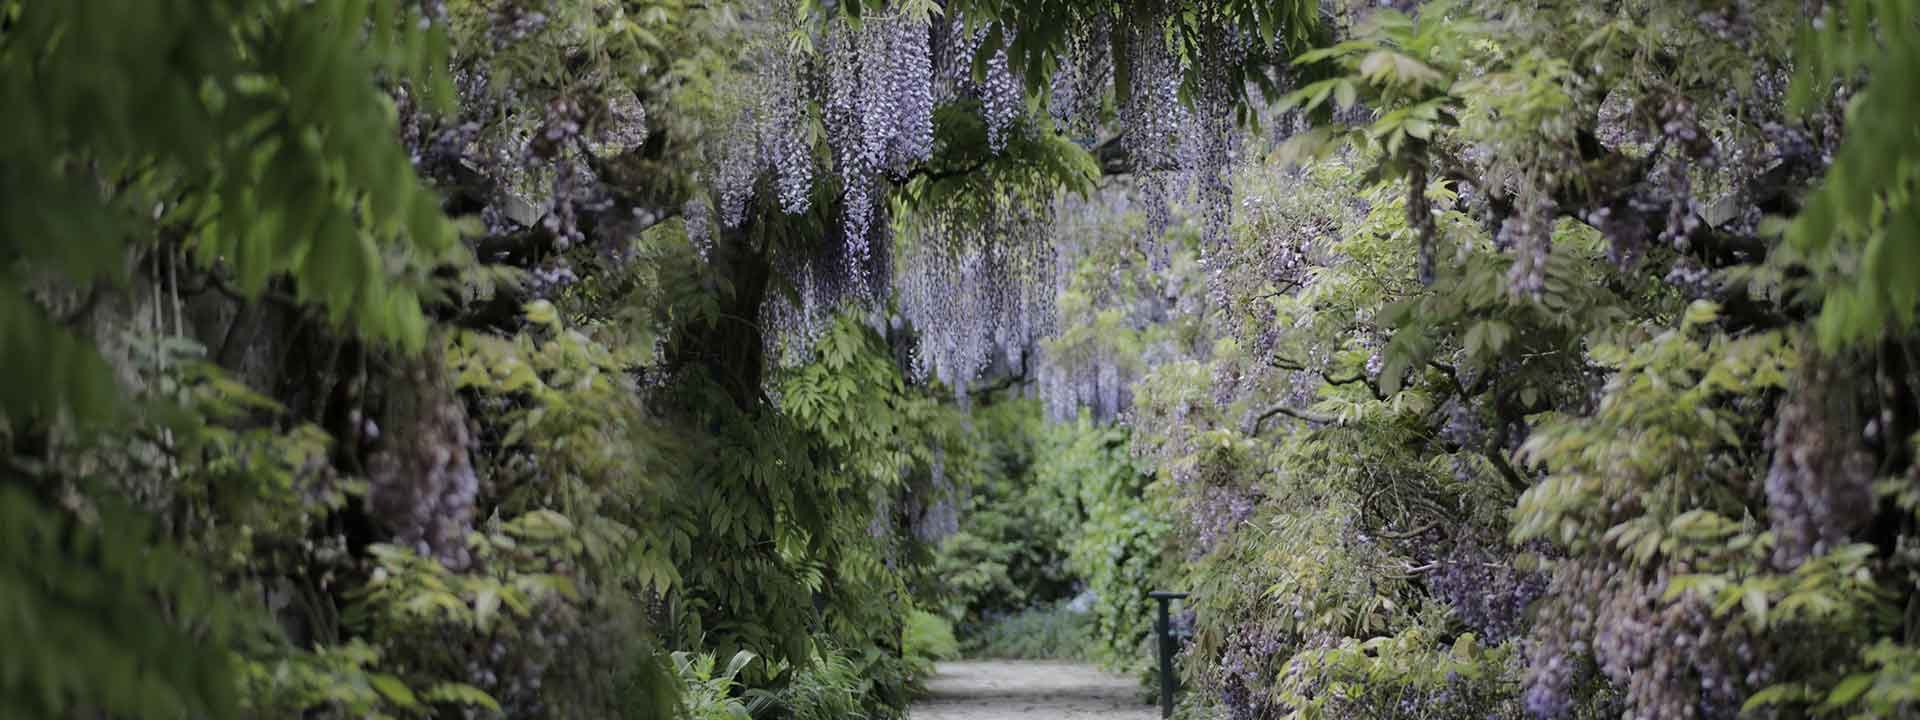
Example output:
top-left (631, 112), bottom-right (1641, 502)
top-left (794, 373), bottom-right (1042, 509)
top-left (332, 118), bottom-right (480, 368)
top-left (910, 660), bottom-right (1159, 720)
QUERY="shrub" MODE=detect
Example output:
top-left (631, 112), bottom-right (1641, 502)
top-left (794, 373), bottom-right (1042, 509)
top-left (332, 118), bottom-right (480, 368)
top-left (905, 609), bottom-right (961, 672)
top-left (769, 648), bottom-right (876, 720)
top-left (673, 651), bottom-right (765, 720)
top-left (966, 601), bottom-right (1096, 660)
top-left (1271, 621), bottom-right (1524, 719)
top-left (1038, 419), bottom-right (1174, 673)
top-left (935, 409), bottom-right (1171, 672)
top-left (931, 399), bottom-right (1081, 625)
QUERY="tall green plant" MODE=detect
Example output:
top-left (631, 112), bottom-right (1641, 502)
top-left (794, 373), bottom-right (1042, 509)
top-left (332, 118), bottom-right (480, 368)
top-left (1038, 417), bottom-right (1173, 673)
top-left (0, 0), bottom-right (457, 424)
top-left (1784, 0), bottom-right (1920, 349)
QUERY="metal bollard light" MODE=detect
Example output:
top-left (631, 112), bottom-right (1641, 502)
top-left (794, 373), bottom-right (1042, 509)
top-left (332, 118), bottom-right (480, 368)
top-left (1147, 591), bottom-right (1189, 719)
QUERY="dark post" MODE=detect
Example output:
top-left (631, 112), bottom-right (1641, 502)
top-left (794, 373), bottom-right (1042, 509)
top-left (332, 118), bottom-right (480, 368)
top-left (1147, 591), bottom-right (1188, 719)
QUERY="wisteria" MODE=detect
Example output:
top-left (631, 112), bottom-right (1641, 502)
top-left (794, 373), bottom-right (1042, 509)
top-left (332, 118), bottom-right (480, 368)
top-left (911, 446), bottom-right (961, 542)
top-left (489, 5), bottom-right (549, 48)
top-left (699, 8), bottom-right (948, 363)
top-left (1426, 541), bottom-right (1547, 644)
top-left (1041, 355), bottom-right (1140, 422)
top-left (768, 71), bottom-right (814, 215)
top-left (1765, 355), bottom-right (1875, 567)
top-left (1117, 9), bottom-right (1184, 247)
top-left (1187, 485), bottom-right (1258, 555)
top-left (1176, 16), bottom-right (1244, 294)
top-left (885, 17), bottom-right (937, 170)
top-left (763, 213), bottom-right (894, 367)
top-left (31, 1), bottom-right (1920, 719)
top-left (1047, 14), bottom-right (1111, 137)
top-left (980, 42), bottom-right (1023, 152)
top-left (1498, 189), bottom-right (1555, 294)
top-left (823, 13), bottom-right (934, 251)
top-left (870, 445), bottom-right (960, 544)
top-left (1212, 621), bottom-right (1290, 720)
top-left (682, 1), bottom-right (1272, 405)
top-left (692, 6), bottom-right (1072, 382)
top-left (1033, 189), bottom-right (1193, 422)
top-left (715, 47), bottom-right (814, 226)
top-left (683, 194), bottom-right (715, 262)
top-left (896, 200), bottom-right (1059, 395)
top-left (366, 362), bottom-right (481, 571)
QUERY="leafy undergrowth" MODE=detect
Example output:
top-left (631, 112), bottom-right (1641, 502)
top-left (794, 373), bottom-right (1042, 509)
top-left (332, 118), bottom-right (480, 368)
top-left (677, 642), bottom-right (939, 720)
top-left (907, 609), bottom-right (963, 669)
top-left (964, 601), bottom-right (1097, 661)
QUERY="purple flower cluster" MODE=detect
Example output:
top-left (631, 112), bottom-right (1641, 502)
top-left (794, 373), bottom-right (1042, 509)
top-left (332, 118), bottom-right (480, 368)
top-left (366, 365), bottom-right (481, 570)
top-left (1765, 356), bottom-right (1874, 567)
top-left (1429, 543), bottom-right (1547, 644)
top-left (897, 201), bottom-right (1058, 396)
top-left (1187, 485), bottom-right (1258, 556)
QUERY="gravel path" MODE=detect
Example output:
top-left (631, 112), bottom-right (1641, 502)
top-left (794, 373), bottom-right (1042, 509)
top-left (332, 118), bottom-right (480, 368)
top-left (911, 660), bottom-right (1159, 719)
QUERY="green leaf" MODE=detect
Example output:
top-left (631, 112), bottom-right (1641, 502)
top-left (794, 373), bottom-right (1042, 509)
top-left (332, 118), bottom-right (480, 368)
top-left (1450, 633), bottom-right (1479, 660)
top-left (370, 674), bottom-right (419, 708)
top-left (506, 510), bottom-right (576, 541)
top-left (474, 588), bottom-right (500, 629)
top-left (1822, 673), bottom-right (1873, 709)
top-left (1743, 683), bottom-right (1799, 711)
top-left (1742, 588), bottom-right (1769, 625)
top-left (423, 682), bottom-right (502, 711)
top-left (524, 299), bottom-right (560, 327)
top-left (723, 650), bottom-right (758, 680)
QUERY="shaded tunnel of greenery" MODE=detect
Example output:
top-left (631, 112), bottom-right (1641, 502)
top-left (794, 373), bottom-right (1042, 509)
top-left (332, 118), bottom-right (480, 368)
top-left (3, 0), bottom-right (1919, 718)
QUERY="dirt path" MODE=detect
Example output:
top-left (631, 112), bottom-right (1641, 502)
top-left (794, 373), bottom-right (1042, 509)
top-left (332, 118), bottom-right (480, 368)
top-left (911, 660), bottom-right (1159, 719)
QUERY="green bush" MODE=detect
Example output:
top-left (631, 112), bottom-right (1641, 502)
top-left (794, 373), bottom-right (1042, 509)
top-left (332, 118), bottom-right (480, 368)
top-left (904, 609), bottom-right (961, 671)
top-left (673, 651), bottom-right (765, 720)
top-left (1271, 619), bottom-right (1523, 719)
top-left (934, 407), bottom-right (1171, 673)
top-left (930, 399), bottom-right (1081, 625)
top-left (966, 601), bottom-right (1096, 660)
top-left (780, 651), bottom-right (871, 720)
top-left (1038, 418), bottom-right (1174, 673)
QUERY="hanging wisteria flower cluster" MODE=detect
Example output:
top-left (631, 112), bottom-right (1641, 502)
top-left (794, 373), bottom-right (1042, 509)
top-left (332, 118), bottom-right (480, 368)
top-left (1117, 7), bottom-right (1185, 248)
top-left (701, 5), bottom-right (940, 364)
top-left (896, 200), bottom-right (1059, 396)
top-left (763, 216), bottom-right (895, 367)
top-left (702, 4), bottom-right (1078, 377)
top-left (932, 19), bottom-right (1026, 153)
top-left (1176, 15), bottom-right (1246, 308)
top-left (1111, 4), bottom-right (1251, 285)
top-left (1047, 13), bottom-right (1113, 138)
top-left (1035, 190), bottom-right (1197, 423)
top-left (823, 11), bottom-right (936, 255)
top-left (691, 0), bottom-right (1284, 399)
top-left (714, 46), bottom-right (815, 227)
